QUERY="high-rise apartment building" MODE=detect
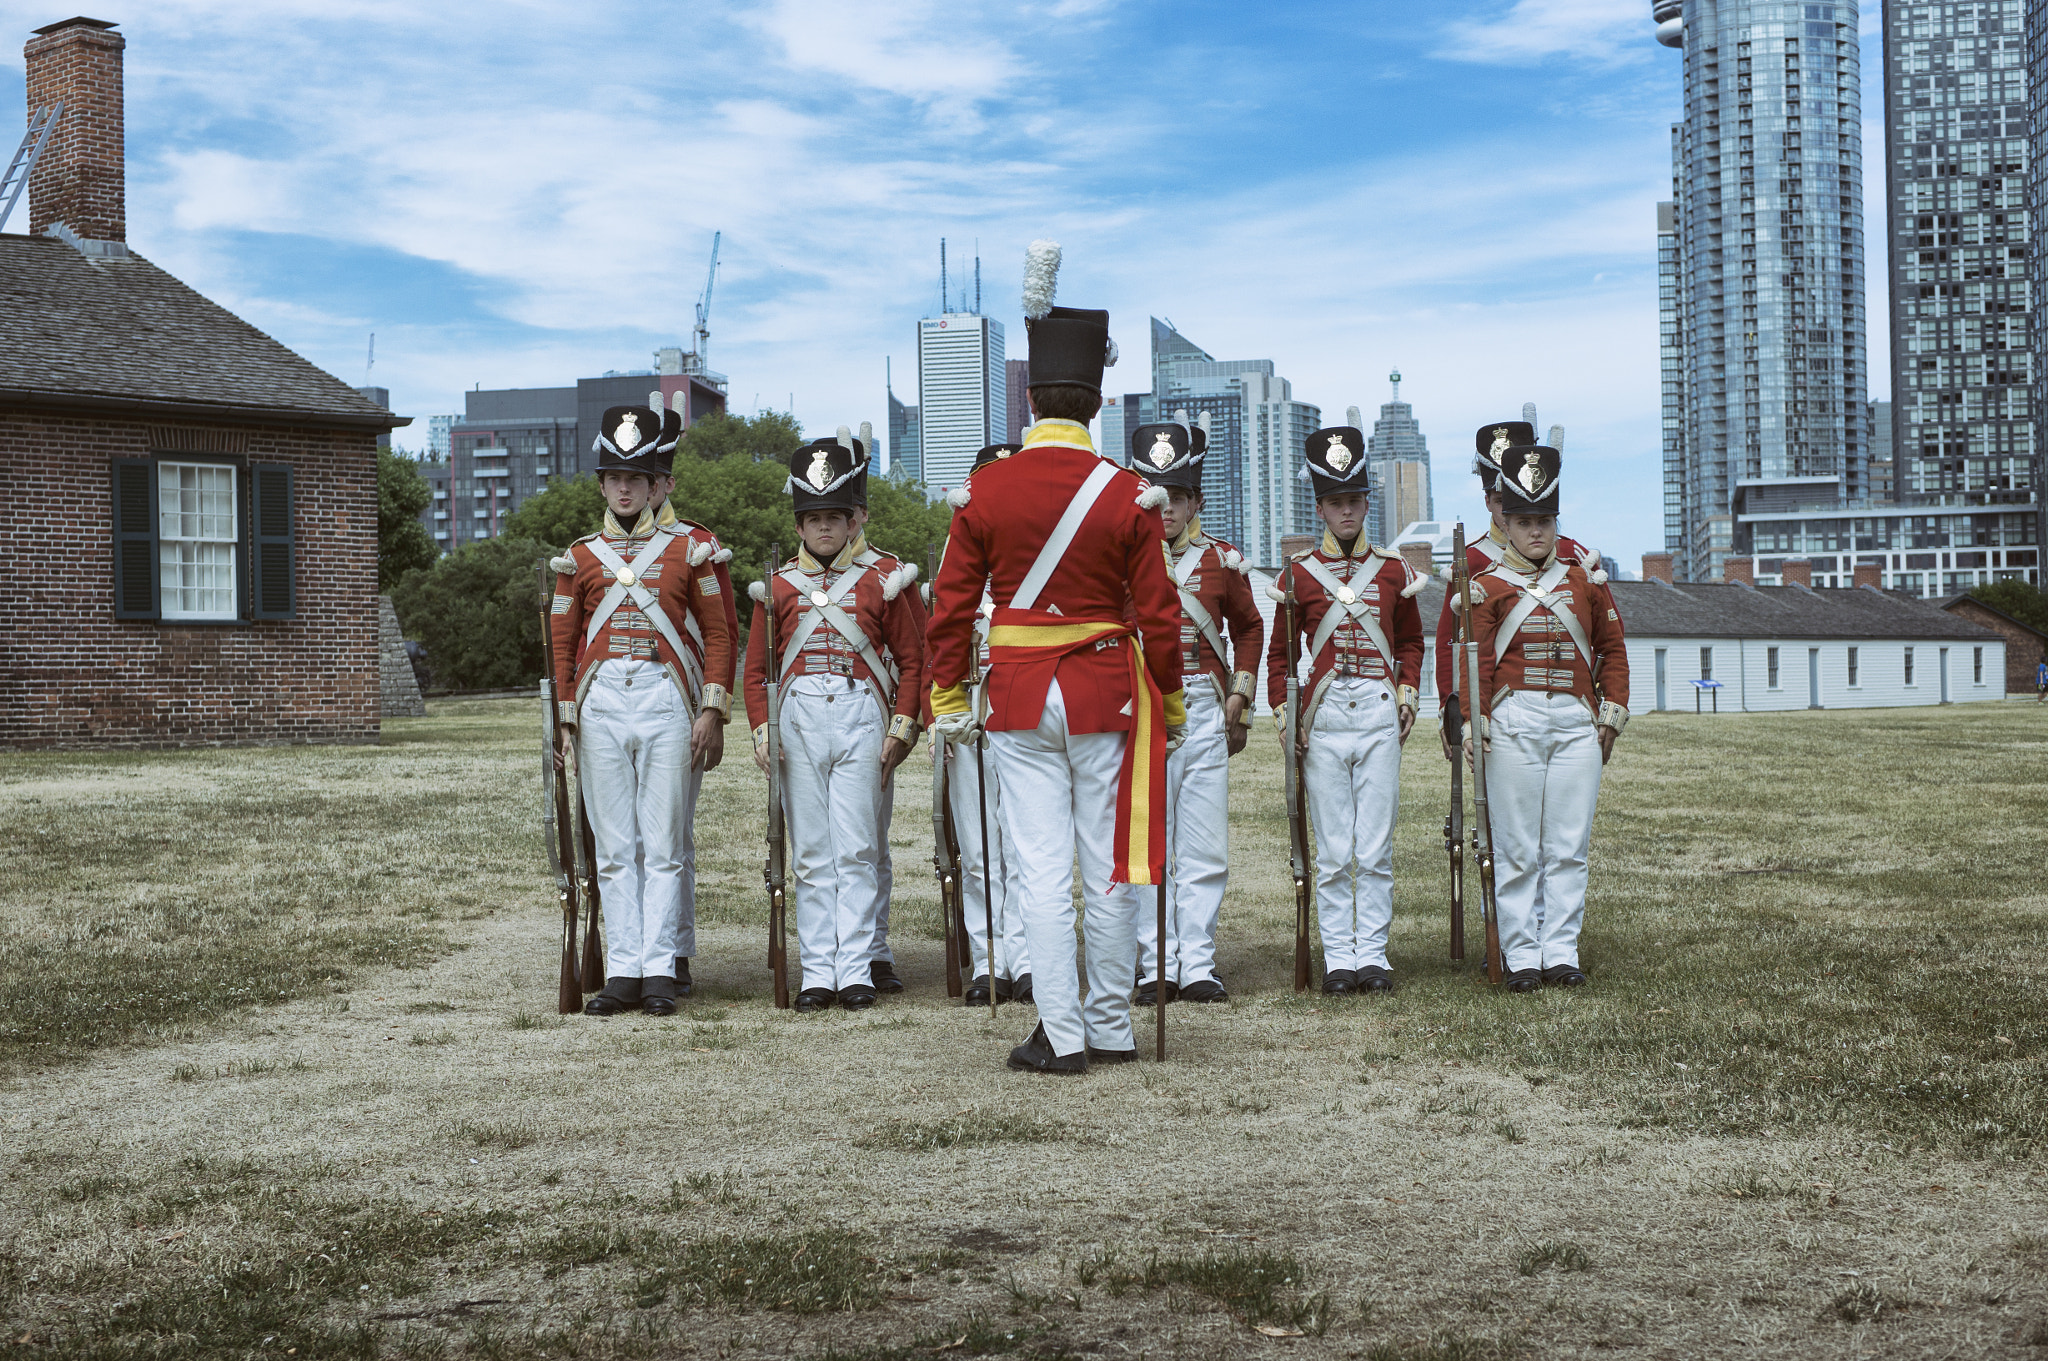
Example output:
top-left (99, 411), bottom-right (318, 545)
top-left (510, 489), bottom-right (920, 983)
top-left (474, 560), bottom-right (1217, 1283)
top-left (2030, 0), bottom-right (2048, 564)
top-left (916, 312), bottom-right (1005, 494)
top-left (1357, 371), bottom-right (1435, 546)
top-left (1005, 359), bottom-right (1030, 444)
top-left (1877, 0), bottom-right (2039, 594)
top-left (1654, 0), bottom-right (1870, 585)
top-left (1147, 320), bottom-right (1318, 564)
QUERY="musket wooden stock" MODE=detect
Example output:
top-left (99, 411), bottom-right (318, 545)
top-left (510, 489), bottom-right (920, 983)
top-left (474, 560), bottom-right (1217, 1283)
top-left (537, 566), bottom-right (582, 1015)
top-left (1457, 530), bottom-right (1504, 984)
top-left (1282, 564), bottom-right (1313, 993)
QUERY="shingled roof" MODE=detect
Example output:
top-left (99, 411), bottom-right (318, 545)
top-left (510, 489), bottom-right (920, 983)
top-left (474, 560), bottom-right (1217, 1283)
top-left (1610, 579), bottom-right (1999, 641)
top-left (0, 234), bottom-right (402, 429)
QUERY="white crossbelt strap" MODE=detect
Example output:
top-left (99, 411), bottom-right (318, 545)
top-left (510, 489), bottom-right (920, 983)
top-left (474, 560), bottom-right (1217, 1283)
top-left (776, 564), bottom-right (896, 707)
top-left (1296, 556), bottom-right (1398, 678)
top-left (1171, 540), bottom-right (1230, 673)
top-left (1491, 558), bottom-right (1592, 668)
top-left (1010, 460), bottom-right (1119, 611)
top-left (583, 532), bottom-right (704, 698)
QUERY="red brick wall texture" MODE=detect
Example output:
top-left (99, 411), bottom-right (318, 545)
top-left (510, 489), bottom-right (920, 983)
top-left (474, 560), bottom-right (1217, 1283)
top-left (25, 21), bottom-right (126, 243)
top-left (0, 410), bottom-right (382, 748)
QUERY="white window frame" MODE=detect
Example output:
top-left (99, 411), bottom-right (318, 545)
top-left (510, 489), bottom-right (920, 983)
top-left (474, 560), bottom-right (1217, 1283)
top-left (157, 460), bottom-right (240, 621)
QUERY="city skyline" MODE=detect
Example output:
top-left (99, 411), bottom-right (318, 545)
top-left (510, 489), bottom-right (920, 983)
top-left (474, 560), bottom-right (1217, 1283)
top-left (0, 0), bottom-right (1845, 572)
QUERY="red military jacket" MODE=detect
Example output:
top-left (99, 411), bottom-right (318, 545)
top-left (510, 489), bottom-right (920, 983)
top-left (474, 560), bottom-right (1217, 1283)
top-left (1471, 554), bottom-right (1630, 727)
top-left (743, 539), bottom-right (924, 739)
top-left (1162, 527), bottom-right (1264, 702)
top-left (551, 510), bottom-right (734, 725)
top-left (1436, 526), bottom-right (1618, 711)
top-left (927, 421), bottom-right (1183, 734)
top-left (1264, 534), bottom-right (1426, 730)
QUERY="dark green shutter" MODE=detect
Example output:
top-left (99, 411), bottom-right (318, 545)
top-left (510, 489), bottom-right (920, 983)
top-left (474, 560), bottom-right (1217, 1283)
top-left (113, 460), bottom-right (158, 619)
top-left (251, 463), bottom-right (296, 619)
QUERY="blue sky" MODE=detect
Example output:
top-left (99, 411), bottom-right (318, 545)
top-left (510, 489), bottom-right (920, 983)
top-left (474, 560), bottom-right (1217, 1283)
top-left (2, 0), bottom-right (1886, 568)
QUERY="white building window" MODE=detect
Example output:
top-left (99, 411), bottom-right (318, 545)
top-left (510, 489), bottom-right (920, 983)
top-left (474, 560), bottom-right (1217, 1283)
top-left (157, 462), bottom-right (238, 620)
top-left (1973, 647), bottom-right (1983, 684)
top-left (1904, 646), bottom-right (1915, 686)
top-left (1847, 646), bottom-right (1859, 687)
top-left (1767, 646), bottom-right (1780, 689)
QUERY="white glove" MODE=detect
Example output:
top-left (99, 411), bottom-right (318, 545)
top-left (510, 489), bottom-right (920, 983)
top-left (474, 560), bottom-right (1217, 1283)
top-left (1165, 723), bottom-right (1188, 752)
top-left (931, 710), bottom-right (980, 742)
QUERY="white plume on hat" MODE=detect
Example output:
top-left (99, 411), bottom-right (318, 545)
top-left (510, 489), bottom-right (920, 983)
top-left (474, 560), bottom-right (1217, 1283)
top-left (1022, 240), bottom-right (1061, 320)
top-left (859, 421), bottom-right (874, 457)
top-left (1522, 402), bottom-right (1538, 426)
top-left (1548, 423), bottom-right (1565, 452)
top-left (836, 424), bottom-right (855, 451)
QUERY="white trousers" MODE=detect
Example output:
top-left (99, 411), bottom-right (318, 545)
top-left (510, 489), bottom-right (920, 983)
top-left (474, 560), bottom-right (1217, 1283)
top-left (990, 681), bottom-right (1133, 1057)
top-left (1303, 677), bottom-right (1403, 973)
top-left (1486, 691), bottom-right (1602, 972)
top-left (780, 682), bottom-right (885, 992)
top-left (948, 737), bottom-right (1030, 980)
top-left (578, 661), bottom-right (688, 980)
top-left (1128, 680), bottom-right (1230, 985)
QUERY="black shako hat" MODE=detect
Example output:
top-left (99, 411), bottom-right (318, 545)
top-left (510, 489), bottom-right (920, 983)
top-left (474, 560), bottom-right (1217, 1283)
top-left (1021, 239), bottom-right (1116, 396)
top-left (1301, 426), bottom-right (1369, 500)
top-left (1495, 445), bottom-right (1562, 516)
top-left (595, 402), bottom-right (682, 477)
top-left (974, 443), bottom-right (1021, 471)
top-left (1473, 420), bottom-right (1535, 491)
top-left (1129, 423), bottom-right (1202, 492)
top-left (787, 428), bottom-right (866, 515)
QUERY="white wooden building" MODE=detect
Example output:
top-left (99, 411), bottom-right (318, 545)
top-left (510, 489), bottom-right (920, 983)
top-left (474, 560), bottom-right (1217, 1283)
top-left (1247, 573), bottom-right (2005, 717)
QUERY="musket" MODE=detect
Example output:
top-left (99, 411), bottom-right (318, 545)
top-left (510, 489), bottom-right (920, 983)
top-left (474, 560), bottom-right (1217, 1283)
top-left (1282, 561), bottom-right (1313, 993)
top-left (974, 734), bottom-right (997, 1018)
top-left (537, 565), bottom-right (582, 1014)
top-left (1445, 526), bottom-right (1467, 962)
top-left (1460, 526), bottom-right (1504, 984)
top-left (576, 792), bottom-right (603, 991)
top-left (928, 544), bottom-right (965, 1000)
top-left (762, 544), bottom-right (791, 1009)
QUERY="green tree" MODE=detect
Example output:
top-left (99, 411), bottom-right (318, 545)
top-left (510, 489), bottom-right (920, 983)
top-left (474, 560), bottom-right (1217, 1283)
top-left (1967, 580), bottom-right (2048, 633)
top-left (861, 467), bottom-right (955, 571)
top-left (390, 536), bottom-right (552, 691)
top-left (677, 409), bottom-right (804, 464)
top-left (502, 474), bottom-right (608, 552)
top-left (377, 448), bottom-right (438, 591)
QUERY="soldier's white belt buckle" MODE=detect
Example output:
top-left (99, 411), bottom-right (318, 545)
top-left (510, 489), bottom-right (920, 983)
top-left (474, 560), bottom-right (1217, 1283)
top-left (810, 590), bottom-right (831, 608)
top-left (617, 568), bottom-right (637, 587)
top-left (1336, 587), bottom-right (1358, 605)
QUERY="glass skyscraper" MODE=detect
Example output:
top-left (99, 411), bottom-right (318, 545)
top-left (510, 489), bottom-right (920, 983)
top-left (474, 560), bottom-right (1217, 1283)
top-left (1655, 0), bottom-right (1870, 584)
top-left (1876, 0), bottom-right (2038, 595)
top-left (1358, 370), bottom-right (1435, 547)
top-left (915, 313), bottom-right (1005, 496)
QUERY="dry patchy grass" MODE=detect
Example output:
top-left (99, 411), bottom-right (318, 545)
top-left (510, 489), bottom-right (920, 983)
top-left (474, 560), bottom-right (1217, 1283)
top-left (1, 699), bottom-right (2046, 1359)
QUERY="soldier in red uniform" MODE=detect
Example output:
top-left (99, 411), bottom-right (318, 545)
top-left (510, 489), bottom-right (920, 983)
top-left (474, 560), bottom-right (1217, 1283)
top-left (927, 241), bottom-right (1183, 1074)
top-left (1436, 410), bottom-right (1618, 756)
top-left (1265, 426), bottom-right (1427, 994)
top-left (549, 402), bottom-right (735, 1017)
top-left (1466, 443), bottom-right (1629, 991)
top-left (745, 432), bottom-right (924, 1012)
top-left (1124, 422), bottom-right (1263, 1006)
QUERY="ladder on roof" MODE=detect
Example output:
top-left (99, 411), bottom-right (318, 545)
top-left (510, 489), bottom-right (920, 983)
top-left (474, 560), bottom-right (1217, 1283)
top-left (0, 105), bottom-right (63, 235)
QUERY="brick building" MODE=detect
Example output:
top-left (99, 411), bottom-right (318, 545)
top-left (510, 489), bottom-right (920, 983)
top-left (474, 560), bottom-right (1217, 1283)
top-left (1940, 594), bottom-right (2047, 694)
top-left (0, 17), bottom-right (405, 748)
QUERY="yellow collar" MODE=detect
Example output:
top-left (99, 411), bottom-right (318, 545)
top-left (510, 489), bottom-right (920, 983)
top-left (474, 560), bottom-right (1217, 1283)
top-left (1501, 543), bottom-right (1555, 576)
top-left (1486, 521), bottom-right (1507, 548)
top-left (1021, 418), bottom-right (1095, 452)
top-left (603, 506), bottom-right (657, 539)
top-left (1319, 530), bottom-right (1374, 559)
top-left (798, 532), bottom-right (864, 574)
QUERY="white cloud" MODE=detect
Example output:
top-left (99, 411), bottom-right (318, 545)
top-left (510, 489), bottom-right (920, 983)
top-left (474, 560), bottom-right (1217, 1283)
top-left (1438, 0), bottom-right (1650, 66)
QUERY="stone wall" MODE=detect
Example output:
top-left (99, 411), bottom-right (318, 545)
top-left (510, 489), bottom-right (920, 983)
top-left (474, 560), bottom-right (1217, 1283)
top-left (378, 595), bottom-right (424, 718)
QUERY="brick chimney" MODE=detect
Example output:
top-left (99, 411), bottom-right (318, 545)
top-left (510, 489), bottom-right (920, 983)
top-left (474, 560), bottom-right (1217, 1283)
top-left (1853, 562), bottom-right (1883, 590)
top-left (1398, 542), bottom-right (1435, 579)
top-left (1722, 556), bottom-right (1754, 586)
top-left (1278, 533), bottom-right (1316, 564)
top-left (24, 17), bottom-right (124, 244)
top-left (1641, 552), bottom-right (1674, 584)
top-left (1780, 558), bottom-right (1812, 588)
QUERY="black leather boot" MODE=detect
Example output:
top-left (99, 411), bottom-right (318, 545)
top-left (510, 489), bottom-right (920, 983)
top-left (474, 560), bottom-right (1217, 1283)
top-left (1007, 1022), bottom-right (1088, 1075)
top-left (584, 977), bottom-right (642, 1016)
top-left (641, 975), bottom-right (678, 1016)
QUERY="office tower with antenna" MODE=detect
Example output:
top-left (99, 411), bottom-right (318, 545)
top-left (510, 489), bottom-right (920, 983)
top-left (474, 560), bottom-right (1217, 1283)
top-left (1361, 368), bottom-right (1434, 548)
top-left (915, 238), bottom-right (1005, 494)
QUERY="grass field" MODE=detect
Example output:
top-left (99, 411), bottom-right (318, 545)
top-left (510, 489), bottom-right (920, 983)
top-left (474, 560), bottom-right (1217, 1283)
top-left (1, 698), bottom-right (2045, 1359)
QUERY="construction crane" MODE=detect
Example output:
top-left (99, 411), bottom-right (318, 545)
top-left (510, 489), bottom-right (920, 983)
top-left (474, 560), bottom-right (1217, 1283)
top-left (685, 231), bottom-right (721, 378)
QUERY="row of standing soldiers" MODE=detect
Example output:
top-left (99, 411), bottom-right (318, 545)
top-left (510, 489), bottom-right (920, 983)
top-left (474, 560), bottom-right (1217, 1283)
top-left (545, 247), bottom-right (1629, 1068)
